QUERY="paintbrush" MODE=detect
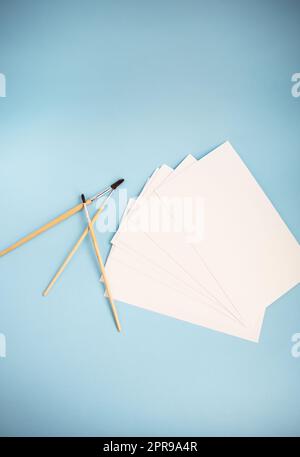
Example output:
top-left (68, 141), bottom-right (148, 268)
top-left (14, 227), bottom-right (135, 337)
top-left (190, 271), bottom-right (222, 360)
top-left (0, 181), bottom-right (123, 257)
top-left (81, 193), bottom-right (122, 332)
top-left (43, 179), bottom-right (124, 296)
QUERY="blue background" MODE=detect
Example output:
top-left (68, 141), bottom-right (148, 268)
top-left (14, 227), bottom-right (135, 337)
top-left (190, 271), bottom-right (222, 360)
top-left (0, 0), bottom-right (299, 437)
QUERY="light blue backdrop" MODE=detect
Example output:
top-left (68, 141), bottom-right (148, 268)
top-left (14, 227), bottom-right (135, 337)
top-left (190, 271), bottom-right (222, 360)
top-left (0, 0), bottom-right (299, 437)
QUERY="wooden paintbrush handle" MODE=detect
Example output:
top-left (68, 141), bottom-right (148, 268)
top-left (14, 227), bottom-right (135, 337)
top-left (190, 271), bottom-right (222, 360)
top-left (0, 199), bottom-right (92, 257)
top-left (87, 222), bottom-right (122, 332)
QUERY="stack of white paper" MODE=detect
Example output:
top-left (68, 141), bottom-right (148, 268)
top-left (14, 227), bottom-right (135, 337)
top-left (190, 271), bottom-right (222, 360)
top-left (103, 141), bottom-right (300, 342)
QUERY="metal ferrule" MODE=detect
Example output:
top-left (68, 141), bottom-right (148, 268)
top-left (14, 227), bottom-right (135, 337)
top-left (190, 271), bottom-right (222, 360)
top-left (90, 186), bottom-right (112, 202)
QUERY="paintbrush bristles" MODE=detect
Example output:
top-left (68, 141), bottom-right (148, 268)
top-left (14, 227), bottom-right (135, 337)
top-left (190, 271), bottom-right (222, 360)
top-left (111, 179), bottom-right (124, 189)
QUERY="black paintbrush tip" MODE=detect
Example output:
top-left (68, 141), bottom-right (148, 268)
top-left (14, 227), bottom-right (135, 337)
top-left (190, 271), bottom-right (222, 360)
top-left (111, 179), bottom-right (124, 190)
top-left (81, 194), bottom-right (86, 203)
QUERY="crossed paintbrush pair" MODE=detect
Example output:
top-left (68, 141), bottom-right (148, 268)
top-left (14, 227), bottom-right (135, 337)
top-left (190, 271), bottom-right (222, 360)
top-left (0, 179), bottom-right (124, 332)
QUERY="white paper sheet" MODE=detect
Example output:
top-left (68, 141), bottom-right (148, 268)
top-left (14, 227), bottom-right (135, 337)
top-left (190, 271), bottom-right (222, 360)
top-left (155, 141), bottom-right (300, 325)
top-left (111, 157), bottom-right (241, 319)
top-left (103, 250), bottom-right (261, 341)
top-left (103, 142), bottom-right (299, 341)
